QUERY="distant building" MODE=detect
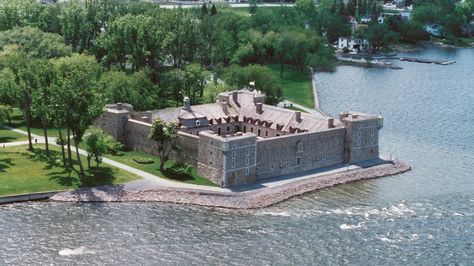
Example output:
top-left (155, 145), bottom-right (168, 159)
top-left (377, 16), bottom-right (385, 24)
top-left (360, 16), bottom-right (372, 24)
top-left (338, 37), bottom-right (370, 52)
top-left (425, 24), bottom-right (444, 37)
top-left (96, 90), bottom-right (383, 188)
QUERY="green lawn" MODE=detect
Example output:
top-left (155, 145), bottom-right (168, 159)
top-left (0, 145), bottom-right (140, 196)
top-left (266, 64), bottom-right (314, 108)
top-left (105, 150), bottom-right (219, 187)
top-left (0, 127), bottom-right (27, 143)
top-left (7, 109), bottom-right (59, 138)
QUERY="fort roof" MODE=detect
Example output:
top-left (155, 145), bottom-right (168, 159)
top-left (148, 90), bottom-right (342, 134)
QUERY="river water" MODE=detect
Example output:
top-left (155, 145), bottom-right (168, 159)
top-left (1, 47), bottom-right (473, 265)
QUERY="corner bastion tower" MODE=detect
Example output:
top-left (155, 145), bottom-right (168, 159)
top-left (96, 90), bottom-right (383, 188)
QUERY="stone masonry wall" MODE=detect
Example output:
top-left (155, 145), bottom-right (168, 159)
top-left (256, 128), bottom-right (345, 179)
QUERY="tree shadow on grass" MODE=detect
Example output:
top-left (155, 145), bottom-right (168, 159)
top-left (0, 136), bottom-right (16, 143)
top-left (48, 168), bottom-right (78, 187)
top-left (26, 149), bottom-right (63, 170)
top-left (80, 167), bottom-right (117, 187)
top-left (0, 158), bottom-right (14, 173)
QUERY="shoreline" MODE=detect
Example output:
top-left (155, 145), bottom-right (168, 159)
top-left (50, 159), bottom-right (411, 209)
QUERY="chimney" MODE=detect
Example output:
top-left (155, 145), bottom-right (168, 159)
top-left (328, 118), bottom-right (334, 128)
top-left (222, 101), bottom-right (228, 113)
top-left (256, 102), bottom-right (263, 114)
top-left (116, 102), bottom-right (123, 110)
top-left (295, 111), bottom-right (302, 122)
top-left (232, 91), bottom-right (239, 105)
top-left (183, 96), bottom-right (191, 110)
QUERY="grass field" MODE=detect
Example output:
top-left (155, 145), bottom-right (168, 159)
top-left (105, 150), bottom-right (218, 187)
top-left (0, 128), bottom-right (27, 143)
top-left (0, 145), bottom-right (140, 196)
top-left (266, 64), bottom-right (314, 108)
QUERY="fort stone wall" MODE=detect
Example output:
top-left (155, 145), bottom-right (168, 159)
top-left (256, 128), bottom-right (345, 179)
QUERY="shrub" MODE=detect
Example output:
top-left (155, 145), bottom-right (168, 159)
top-left (132, 157), bottom-right (154, 164)
top-left (163, 162), bottom-right (194, 181)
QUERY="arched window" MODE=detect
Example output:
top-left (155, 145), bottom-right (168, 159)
top-left (195, 120), bottom-right (201, 127)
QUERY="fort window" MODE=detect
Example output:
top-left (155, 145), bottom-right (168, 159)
top-left (246, 168), bottom-right (250, 176)
top-left (322, 155), bottom-right (326, 160)
top-left (217, 128), bottom-right (221, 135)
top-left (250, 127), bottom-right (254, 133)
top-left (371, 129), bottom-right (374, 136)
top-left (232, 151), bottom-right (236, 158)
top-left (296, 141), bottom-right (304, 153)
top-left (232, 144), bottom-right (236, 149)
top-left (246, 149), bottom-right (249, 156)
top-left (235, 125), bottom-right (239, 132)
top-left (258, 129), bottom-right (261, 136)
top-left (246, 158), bottom-right (249, 165)
top-left (276, 134), bottom-right (280, 137)
top-left (286, 162), bottom-right (290, 166)
top-left (271, 164), bottom-right (274, 169)
top-left (371, 123), bottom-right (375, 127)
top-left (358, 131), bottom-right (361, 137)
top-left (232, 160), bottom-right (235, 168)
top-left (265, 131), bottom-right (268, 137)
top-left (297, 157), bottom-right (301, 165)
top-left (243, 126), bottom-right (247, 133)
top-left (227, 126), bottom-right (230, 132)
top-left (196, 120), bottom-right (201, 126)
top-left (210, 151), bottom-right (213, 155)
top-left (256, 167), bottom-right (259, 172)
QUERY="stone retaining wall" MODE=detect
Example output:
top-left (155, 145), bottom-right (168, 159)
top-left (50, 160), bottom-right (411, 209)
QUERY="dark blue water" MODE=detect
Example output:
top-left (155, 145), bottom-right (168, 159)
top-left (0, 47), bottom-right (473, 265)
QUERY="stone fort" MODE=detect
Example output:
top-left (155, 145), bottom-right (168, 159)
top-left (95, 90), bottom-right (383, 188)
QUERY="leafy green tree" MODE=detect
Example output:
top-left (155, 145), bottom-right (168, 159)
top-left (52, 54), bottom-right (104, 176)
top-left (249, 0), bottom-right (258, 14)
top-left (148, 118), bottom-right (181, 172)
top-left (363, 24), bottom-right (398, 52)
top-left (84, 127), bottom-right (107, 168)
top-left (99, 69), bottom-right (160, 111)
top-left (0, 104), bottom-right (12, 125)
top-left (210, 4), bottom-right (217, 16)
top-left (0, 27), bottom-right (71, 59)
top-left (170, 64), bottom-right (210, 104)
top-left (201, 3), bottom-right (208, 15)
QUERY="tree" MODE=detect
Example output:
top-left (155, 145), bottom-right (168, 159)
top-left (0, 104), bottom-right (12, 125)
top-left (99, 69), bottom-right (160, 111)
top-left (201, 3), bottom-right (208, 16)
top-left (170, 64), bottom-right (210, 104)
top-left (52, 54), bottom-right (104, 176)
top-left (84, 127), bottom-right (107, 168)
top-left (31, 59), bottom-right (57, 156)
top-left (210, 4), bottom-right (217, 16)
top-left (363, 23), bottom-right (398, 52)
top-left (0, 27), bottom-right (71, 151)
top-left (249, 0), bottom-right (258, 14)
top-left (148, 118), bottom-right (181, 172)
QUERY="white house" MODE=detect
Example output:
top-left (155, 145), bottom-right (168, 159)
top-left (425, 24), bottom-right (444, 37)
top-left (338, 37), bottom-right (370, 52)
top-left (378, 16), bottom-right (385, 24)
top-left (360, 16), bottom-right (372, 24)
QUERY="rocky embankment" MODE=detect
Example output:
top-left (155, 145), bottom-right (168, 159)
top-left (51, 160), bottom-right (411, 209)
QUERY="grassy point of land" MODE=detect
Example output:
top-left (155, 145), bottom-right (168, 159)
top-left (267, 64), bottom-right (314, 108)
top-left (105, 150), bottom-right (219, 187)
top-left (0, 127), bottom-right (27, 143)
top-left (0, 145), bottom-right (140, 196)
